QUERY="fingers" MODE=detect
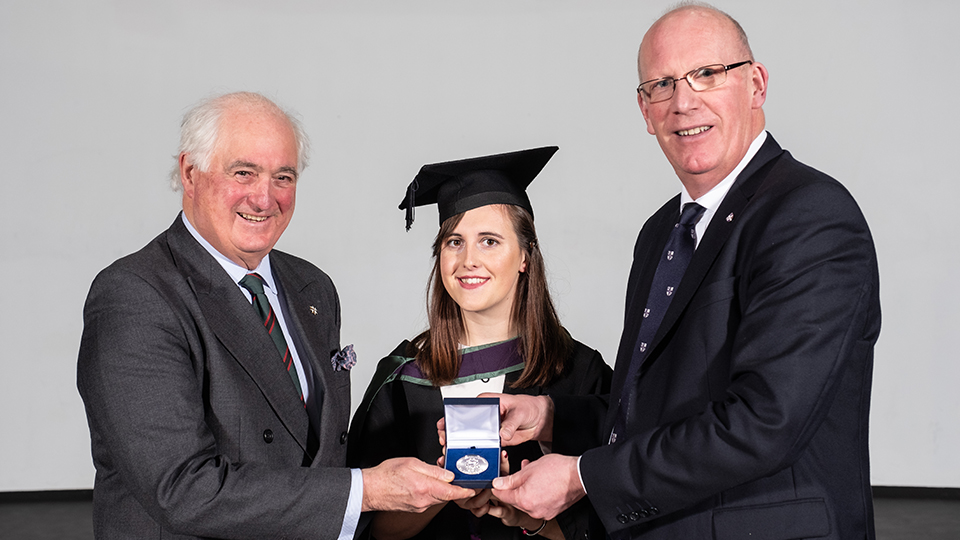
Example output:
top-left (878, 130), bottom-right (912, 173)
top-left (437, 417), bottom-right (446, 447)
top-left (489, 454), bottom-right (584, 521)
top-left (410, 458), bottom-right (455, 483)
top-left (361, 457), bottom-right (477, 513)
top-left (491, 470), bottom-right (521, 501)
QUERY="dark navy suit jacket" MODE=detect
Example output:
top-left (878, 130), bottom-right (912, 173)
top-left (554, 135), bottom-right (881, 539)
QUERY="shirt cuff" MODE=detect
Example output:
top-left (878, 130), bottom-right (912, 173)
top-left (337, 468), bottom-right (364, 540)
top-left (576, 455), bottom-right (587, 495)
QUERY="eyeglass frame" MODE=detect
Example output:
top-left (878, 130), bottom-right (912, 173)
top-left (636, 60), bottom-right (753, 103)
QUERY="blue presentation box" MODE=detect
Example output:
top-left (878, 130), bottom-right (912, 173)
top-left (443, 397), bottom-right (500, 488)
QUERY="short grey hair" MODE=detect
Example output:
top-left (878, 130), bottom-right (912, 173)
top-left (169, 92), bottom-right (311, 191)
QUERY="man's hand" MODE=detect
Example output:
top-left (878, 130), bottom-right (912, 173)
top-left (491, 454), bottom-right (585, 520)
top-left (437, 394), bottom-right (554, 448)
top-left (361, 457), bottom-right (477, 513)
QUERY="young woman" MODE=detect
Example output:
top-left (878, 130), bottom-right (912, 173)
top-left (348, 147), bottom-right (610, 540)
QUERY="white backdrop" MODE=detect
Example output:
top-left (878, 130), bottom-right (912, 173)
top-left (1, 0), bottom-right (957, 492)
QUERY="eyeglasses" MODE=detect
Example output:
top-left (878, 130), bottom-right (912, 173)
top-left (637, 60), bottom-right (753, 103)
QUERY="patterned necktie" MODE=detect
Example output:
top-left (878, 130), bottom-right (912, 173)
top-left (239, 273), bottom-right (303, 399)
top-left (610, 202), bottom-right (705, 443)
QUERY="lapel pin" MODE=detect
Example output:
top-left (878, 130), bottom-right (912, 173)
top-left (309, 306), bottom-right (318, 315)
top-left (726, 213), bottom-right (734, 222)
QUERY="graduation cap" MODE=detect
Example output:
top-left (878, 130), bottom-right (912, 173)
top-left (399, 146), bottom-right (559, 230)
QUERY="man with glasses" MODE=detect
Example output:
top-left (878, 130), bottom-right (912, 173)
top-left (486, 4), bottom-right (880, 539)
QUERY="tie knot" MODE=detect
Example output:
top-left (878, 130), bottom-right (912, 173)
top-left (239, 273), bottom-right (267, 295)
top-left (679, 203), bottom-right (706, 227)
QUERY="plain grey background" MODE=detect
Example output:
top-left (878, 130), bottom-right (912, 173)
top-left (1, 0), bottom-right (957, 492)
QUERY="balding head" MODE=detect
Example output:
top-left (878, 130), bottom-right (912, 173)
top-left (639, 3), bottom-right (753, 82)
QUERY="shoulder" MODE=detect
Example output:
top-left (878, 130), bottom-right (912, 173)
top-left (750, 151), bottom-right (871, 233)
top-left (271, 249), bottom-right (337, 292)
top-left (87, 225), bottom-right (185, 306)
top-left (568, 339), bottom-right (605, 365)
top-left (547, 337), bottom-right (612, 394)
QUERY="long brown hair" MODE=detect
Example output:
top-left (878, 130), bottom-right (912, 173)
top-left (409, 204), bottom-right (571, 388)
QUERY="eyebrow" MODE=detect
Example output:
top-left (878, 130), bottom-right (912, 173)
top-left (227, 161), bottom-right (299, 179)
top-left (448, 231), bottom-right (506, 239)
top-left (227, 160), bottom-right (261, 171)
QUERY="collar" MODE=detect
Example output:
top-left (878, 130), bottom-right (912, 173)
top-left (680, 130), bottom-right (768, 212)
top-left (181, 213), bottom-right (276, 290)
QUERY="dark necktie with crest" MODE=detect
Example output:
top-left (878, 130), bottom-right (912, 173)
top-left (239, 273), bottom-right (304, 400)
top-left (610, 202), bottom-right (705, 443)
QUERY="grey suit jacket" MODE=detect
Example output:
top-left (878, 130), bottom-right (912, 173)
top-left (78, 215), bottom-right (353, 539)
top-left (554, 135), bottom-right (881, 539)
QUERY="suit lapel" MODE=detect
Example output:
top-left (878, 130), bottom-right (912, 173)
top-left (167, 218), bottom-right (311, 453)
top-left (643, 136), bottom-right (784, 368)
top-left (610, 200), bottom-right (678, 402)
top-left (271, 254), bottom-right (343, 466)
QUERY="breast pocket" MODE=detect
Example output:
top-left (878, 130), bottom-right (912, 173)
top-left (689, 276), bottom-right (737, 312)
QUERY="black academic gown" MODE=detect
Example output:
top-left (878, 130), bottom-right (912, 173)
top-left (349, 338), bottom-right (611, 540)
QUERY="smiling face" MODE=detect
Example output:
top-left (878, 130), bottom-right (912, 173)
top-left (638, 7), bottom-right (767, 197)
top-left (439, 204), bottom-right (527, 331)
top-left (180, 103), bottom-right (299, 269)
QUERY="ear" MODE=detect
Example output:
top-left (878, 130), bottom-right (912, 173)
top-left (520, 250), bottom-right (527, 273)
top-left (637, 92), bottom-right (656, 135)
top-left (750, 62), bottom-right (769, 109)
top-left (179, 153), bottom-right (197, 198)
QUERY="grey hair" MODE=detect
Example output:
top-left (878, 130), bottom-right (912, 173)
top-left (638, 1), bottom-right (754, 81)
top-left (168, 92), bottom-right (310, 191)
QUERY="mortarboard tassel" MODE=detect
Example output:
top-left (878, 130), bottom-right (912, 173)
top-left (404, 179), bottom-right (419, 231)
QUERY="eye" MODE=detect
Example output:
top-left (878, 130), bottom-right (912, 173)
top-left (234, 170), bottom-right (260, 183)
top-left (480, 237), bottom-right (500, 248)
top-left (446, 238), bottom-right (462, 248)
top-left (693, 66), bottom-right (721, 80)
top-left (651, 78), bottom-right (672, 90)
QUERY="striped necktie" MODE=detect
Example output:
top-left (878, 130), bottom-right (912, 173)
top-left (239, 273), bottom-right (303, 399)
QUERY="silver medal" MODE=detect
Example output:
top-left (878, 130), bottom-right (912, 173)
top-left (455, 454), bottom-right (489, 475)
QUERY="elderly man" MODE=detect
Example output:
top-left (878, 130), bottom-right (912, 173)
top-left (77, 92), bottom-right (473, 539)
top-left (486, 5), bottom-right (880, 539)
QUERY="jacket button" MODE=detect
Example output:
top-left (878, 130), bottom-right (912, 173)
top-left (263, 429), bottom-right (274, 444)
top-left (617, 513), bottom-right (629, 524)
top-left (340, 431), bottom-right (348, 445)
top-left (582, 532), bottom-right (589, 539)
top-left (629, 511), bottom-right (639, 521)
top-left (648, 506), bottom-right (659, 515)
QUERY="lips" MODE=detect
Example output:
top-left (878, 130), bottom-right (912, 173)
top-left (457, 276), bottom-right (489, 288)
top-left (238, 212), bottom-right (268, 222)
top-left (677, 125), bottom-right (711, 136)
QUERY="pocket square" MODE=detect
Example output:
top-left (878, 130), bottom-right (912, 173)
top-left (331, 344), bottom-right (357, 371)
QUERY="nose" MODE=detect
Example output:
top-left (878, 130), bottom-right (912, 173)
top-left (246, 174), bottom-right (273, 211)
top-left (462, 242), bottom-right (480, 269)
top-left (671, 77), bottom-right (701, 112)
